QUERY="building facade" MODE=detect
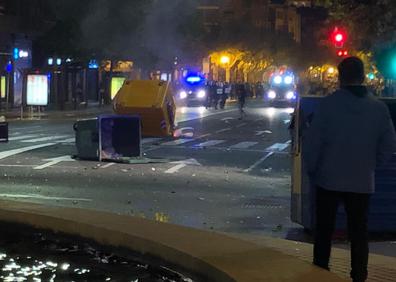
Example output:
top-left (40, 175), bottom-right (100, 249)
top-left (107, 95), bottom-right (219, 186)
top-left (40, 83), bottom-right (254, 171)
top-left (0, 0), bottom-right (51, 106)
top-left (196, 0), bottom-right (325, 46)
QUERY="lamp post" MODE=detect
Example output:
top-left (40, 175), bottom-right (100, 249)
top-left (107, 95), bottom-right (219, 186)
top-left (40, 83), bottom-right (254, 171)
top-left (220, 55), bottom-right (231, 82)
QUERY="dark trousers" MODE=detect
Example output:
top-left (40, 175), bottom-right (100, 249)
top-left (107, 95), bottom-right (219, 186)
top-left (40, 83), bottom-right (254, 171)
top-left (314, 187), bottom-right (371, 282)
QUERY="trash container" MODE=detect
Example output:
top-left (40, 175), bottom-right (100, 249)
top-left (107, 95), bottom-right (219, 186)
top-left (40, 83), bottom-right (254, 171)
top-left (98, 115), bottom-right (141, 161)
top-left (0, 122), bottom-right (8, 143)
top-left (113, 80), bottom-right (176, 137)
top-left (291, 96), bottom-right (396, 232)
top-left (74, 115), bottom-right (141, 161)
top-left (74, 118), bottom-right (99, 160)
top-left (0, 115), bottom-right (7, 143)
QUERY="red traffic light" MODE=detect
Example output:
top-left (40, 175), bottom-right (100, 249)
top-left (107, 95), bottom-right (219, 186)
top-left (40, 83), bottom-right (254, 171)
top-left (337, 50), bottom-right (349, 57)
top-left (334, 33), bottom-right (344, 42)
top-left (331, 27), bottom-right (347, 47)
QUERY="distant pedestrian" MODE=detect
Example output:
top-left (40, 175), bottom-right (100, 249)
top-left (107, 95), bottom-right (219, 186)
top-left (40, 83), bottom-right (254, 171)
top-left (236, 82), bottom-right (247, 119)
top-left (303, 57), bottom-right (396, 282)
top-left (214, 82), bottom-right (224, 110)
top-left (221, 82), bottom-right (231, 109)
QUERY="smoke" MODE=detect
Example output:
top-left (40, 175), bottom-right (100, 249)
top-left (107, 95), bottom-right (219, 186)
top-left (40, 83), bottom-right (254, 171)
top-left (79, 0), bottom-right (200, 70)
top-left (139, 0), bottom-right (199, 69)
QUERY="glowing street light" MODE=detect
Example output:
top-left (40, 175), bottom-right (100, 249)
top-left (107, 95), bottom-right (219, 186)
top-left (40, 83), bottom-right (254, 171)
top-left (327, 67), bottom-right (335, 74)
top-left (220, 55), bottom-right (230, 65)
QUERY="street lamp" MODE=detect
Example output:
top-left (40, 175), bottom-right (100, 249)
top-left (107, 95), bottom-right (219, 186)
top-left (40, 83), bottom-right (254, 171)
top-left (220, 55), bottom-right (230, 65)
top-left (327, 67), bottom-right (335, 74)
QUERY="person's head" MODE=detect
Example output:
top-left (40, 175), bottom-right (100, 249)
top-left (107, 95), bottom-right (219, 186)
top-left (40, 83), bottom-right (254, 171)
top-left (338, 56), bottom-right (365, 86)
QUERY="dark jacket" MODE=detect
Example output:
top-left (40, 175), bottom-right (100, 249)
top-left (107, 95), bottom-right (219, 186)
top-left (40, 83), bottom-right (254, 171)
top-left (303, 86), bottom-right (396, 193)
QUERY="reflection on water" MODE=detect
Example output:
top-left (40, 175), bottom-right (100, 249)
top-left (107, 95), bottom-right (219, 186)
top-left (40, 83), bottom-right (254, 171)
top-left (155, 212), bottom-right (170, 223)
top-left (0, 226), bottom-right (193, 282)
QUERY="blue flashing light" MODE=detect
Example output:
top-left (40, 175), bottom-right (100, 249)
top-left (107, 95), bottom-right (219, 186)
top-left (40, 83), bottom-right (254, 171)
top-left (368, 73), bottom-right (375, 80)
top-left (13, 48), bottom-right (19, 60)
top-left (88, 59), bottom-right (99, 69)
top-left (6, 61), bottom-right (12, 73)
top-left (186, 76), bottom-right (202, 84)
top-left (186, 76), bottom-right (202, 83)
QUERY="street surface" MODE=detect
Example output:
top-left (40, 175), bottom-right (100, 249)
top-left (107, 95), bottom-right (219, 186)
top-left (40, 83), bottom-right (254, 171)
top-left (1, 99), bottom-right (396, 258)
top-left (0, 100), bottom-right (300, 239)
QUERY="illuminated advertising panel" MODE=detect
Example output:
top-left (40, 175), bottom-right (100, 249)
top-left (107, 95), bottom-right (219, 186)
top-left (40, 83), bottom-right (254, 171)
top-left (26, 75), bottom-right (48, 106)
top-left (111, 77), bottom-right (126, 100)
top-left (0, 76), bottom-right (5, 99)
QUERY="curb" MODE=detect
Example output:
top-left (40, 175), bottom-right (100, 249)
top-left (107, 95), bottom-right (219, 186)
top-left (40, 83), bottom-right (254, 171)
top-left (0, 200), bottom-right (347, 282)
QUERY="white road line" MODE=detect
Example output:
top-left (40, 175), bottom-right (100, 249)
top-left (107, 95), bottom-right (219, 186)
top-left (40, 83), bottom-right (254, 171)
top-left (9, 134), bottom-right (40, 141)
top-left (0, 164), bottom-right (33, 167)
top-left (265, 143), bottom-right (290, 152)
top-left (176, 109), bottom-right (237, 123)
top-left (34, 155), bottom-right (75, 170)
top-left (0, 194), bottom-right (92, 202)
top-left (162, 138), bottom-right (195, 146)
top-left (141, 138), bottom-right (162, 145)
top-left (221, 117), bottom-right (235, 121)
top-left (195, 140), bottom-right (226, 147)
top-left (101, 162), bottom-right (116, 169)
top-left (197, 133), bottom-right (212, 139)
top-left (236, 123), bottom-right (247, 128)
top-left (244, 152), bottom-right (274, 172)
top-left (256, 130), bottom-right (272, 136)
top-left (9, 132), bottom-right (21, 136)
top-left (57, 138), bottom-right (75, 143)
top-left (216, 128), bottom-right (231, 133)
top-left (0, 143), bottom-right (56, 160)
top-left (230, 142), bottom-right (258, 149)
top-left (11, 125), bottom-right (42, 131)
top-left (165, 163), bottom-right (187, 174)
top-left (285, 140), bottom-right (292, 144)
top-left (22, 135), bottom-right (70, 143)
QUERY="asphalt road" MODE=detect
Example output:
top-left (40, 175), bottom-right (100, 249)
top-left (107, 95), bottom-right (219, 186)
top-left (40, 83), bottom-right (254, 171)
top-left (0, 100), bottom-right (301, 239)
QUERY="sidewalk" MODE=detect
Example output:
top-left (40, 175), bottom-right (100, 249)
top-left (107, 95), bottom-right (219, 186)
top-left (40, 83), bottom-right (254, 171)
top-left (231, 234), bottom-right (396, 282)
top-left (0, 104), bottom-right (113, 120)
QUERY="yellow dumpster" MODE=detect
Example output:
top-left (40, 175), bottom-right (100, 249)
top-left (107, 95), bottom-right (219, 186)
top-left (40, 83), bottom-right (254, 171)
top-left (113, 80), bottom-right (176, 137)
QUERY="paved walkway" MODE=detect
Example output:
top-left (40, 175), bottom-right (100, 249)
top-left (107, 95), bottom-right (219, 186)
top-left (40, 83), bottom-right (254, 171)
top-left (233, 234), bottom-right (396, 282)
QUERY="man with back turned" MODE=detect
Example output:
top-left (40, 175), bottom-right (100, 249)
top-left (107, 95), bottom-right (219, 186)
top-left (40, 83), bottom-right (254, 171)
top-left (303, 57), bottom-right (396, 282)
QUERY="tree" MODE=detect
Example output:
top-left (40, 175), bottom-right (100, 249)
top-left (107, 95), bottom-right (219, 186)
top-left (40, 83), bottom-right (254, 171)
top-left (325, 0), bottom-right (396, 50)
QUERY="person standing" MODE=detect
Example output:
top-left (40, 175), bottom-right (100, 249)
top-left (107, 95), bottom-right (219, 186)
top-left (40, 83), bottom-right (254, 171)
top-left (214, 81), bottom-right (224, 110)
top-left (221, 82), bottom-right (231, 109)
top-left (236, 82), bottom-right (247, 119)
top-left (303, 57), bottom-right (396, 282)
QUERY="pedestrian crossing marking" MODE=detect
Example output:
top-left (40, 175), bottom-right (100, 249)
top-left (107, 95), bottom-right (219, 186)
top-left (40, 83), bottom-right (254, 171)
top-left (21, 135), bottom-right (70, 143)
top-left (265, 143), bottom-right (290, 152)
top-left (162, 138), bottom-right (195, 146)
top-left (230, 142), bottom-right (258, 149)
top-left (195, 140), bottom-right (226, 147)
top-left (9, 134), bottom-right (41, 141)
top-left (57, 138), bottom-right (75, 143)
top-left (0, 143), bottom-right (56, 160)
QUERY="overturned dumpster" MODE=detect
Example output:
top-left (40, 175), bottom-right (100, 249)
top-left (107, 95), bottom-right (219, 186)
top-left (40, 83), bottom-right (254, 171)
top-left (74, 115), bottom-right (141, 162)
top-left (113, 80), bottom-right (176, 137)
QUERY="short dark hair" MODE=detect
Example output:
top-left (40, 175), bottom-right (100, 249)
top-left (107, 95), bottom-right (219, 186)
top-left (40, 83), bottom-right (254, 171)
top-left (338, 57), bottom-right (365, 85)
